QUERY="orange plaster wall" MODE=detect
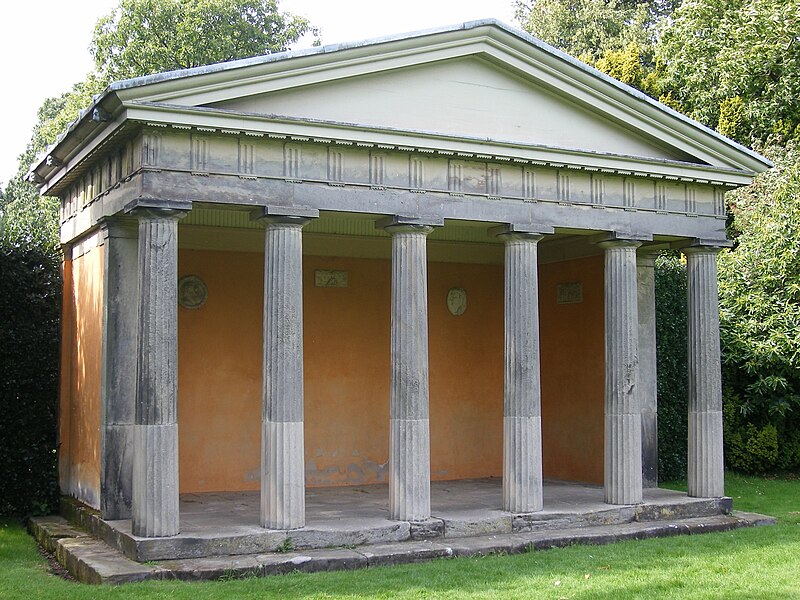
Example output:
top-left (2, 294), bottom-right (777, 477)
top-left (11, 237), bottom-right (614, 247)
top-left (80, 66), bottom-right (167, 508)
top-left (428, 262), bottom-right (504, 480)
top-left (63, 246), bottom-right (104, 507)
top-left (303, 255), bottom-right (392, 486)
top-left (176, 248), bottom-right (603, 492)
top-left (539, 255), bottom-right (605, 484)
top-left (177, 250), bottom-right (507, 492)
top-left (178, 250), bottom-right (264, 492)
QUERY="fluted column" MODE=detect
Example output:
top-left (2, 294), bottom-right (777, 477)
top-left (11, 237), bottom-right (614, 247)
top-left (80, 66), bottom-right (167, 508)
top-left (637, 251), bottom-right (659, 488)
top-left (259, 209), bottom-right (316, 530)
top-left (126, 199), bottom-right (190, 538)
top-left (599, 240), bottom-right (643, 505)
top-left (496, 229), bottom-right (544, 513)
top-left (384, 222), bottom-right (435, 522)
top-left (684, 246), bottom-right (724, 498)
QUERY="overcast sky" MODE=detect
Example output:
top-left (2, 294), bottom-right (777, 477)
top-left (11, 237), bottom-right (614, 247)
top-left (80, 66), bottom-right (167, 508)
top-left (0, 0), bottom-right (519, 187)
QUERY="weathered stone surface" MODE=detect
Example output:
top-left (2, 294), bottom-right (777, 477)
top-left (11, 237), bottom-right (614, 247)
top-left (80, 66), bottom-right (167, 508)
top-left (684, 247), bottom-right (725, 498)
top-left (132, 423), bottom-right (179, 537)
top-left (599, 240), bottom-right (643, 505)
top-left (445, 534), bottom-right (531, 557)
top-left (385, 224), bottom-right (434, 522)
top-left (29, 516), bottom-right (88, 553)
top-left (37, 487), bottom-right (774, 584)
top-left (99, 218), bottom-right (138, 521)
top-left (439, 511), bottom-right (512, 538)
top-left (55, 537), bottom-right (164, 584)
top-left (358, 541), bottom-right (453, 566)
top-left (637, 252), bottom-right (658, 488)
top-left (409, 519), bottom-right (445, 540)
top-left (291, 520), bottom-right (411, 550)
top-left (497, 230), bottom-right (545, 513)
top-left (128, 205), bottom-right (188, 538)
top-left (260, 215), bottom-right (314, 530)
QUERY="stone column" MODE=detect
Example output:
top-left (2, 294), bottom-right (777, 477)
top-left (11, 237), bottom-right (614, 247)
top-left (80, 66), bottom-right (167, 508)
top-left (637, 251), bottom-right (658, 488)
top-left (496, 228), bottom-right (544, 513)
top-left (258, 207), bottom-right (317, 530)
top-left (383, 219), bottom-right (436, 522)
top-left (125, 198), bottom-right (190, 538)
top-left (599, 239), bottom-right (643, 505)
top-left (684, 246), bottom-right (725, 498)
top-left (99, 217), bottom-right (139, 520)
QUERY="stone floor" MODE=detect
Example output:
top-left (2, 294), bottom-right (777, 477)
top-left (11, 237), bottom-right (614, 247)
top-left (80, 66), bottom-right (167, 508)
top-left (32, 478), bottom-right (776, 584)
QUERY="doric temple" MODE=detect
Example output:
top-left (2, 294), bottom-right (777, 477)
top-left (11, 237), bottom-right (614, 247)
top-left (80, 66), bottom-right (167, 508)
top-left (30, 20), bottom-right (771, 570)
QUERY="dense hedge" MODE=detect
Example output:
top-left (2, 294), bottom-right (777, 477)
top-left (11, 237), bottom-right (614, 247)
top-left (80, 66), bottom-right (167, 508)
top-left (719, 144), bottom-right (800, 474)
top-left (0, 197), bottom-right (62, 517)
top-left (654, 253), bottom-right (689, 482)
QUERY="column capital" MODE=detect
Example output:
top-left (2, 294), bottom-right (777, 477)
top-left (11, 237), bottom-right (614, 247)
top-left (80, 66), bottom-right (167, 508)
top-left (593, 231), bottom-right (651, 250)
top-left (98, 215), bottom-right (139, 239)
top-left (636, 251), bottom-right (658, 268)
top-left (491, 223), bottom-right (553, 242)
top-left (378, 215), bottom-right (443, 235)
top-left (251, 205), bottom-right (319, 227)
top-left (124, 196), bottom-right (191, 220)
top-left (681, 245), bottom-right (725, 257)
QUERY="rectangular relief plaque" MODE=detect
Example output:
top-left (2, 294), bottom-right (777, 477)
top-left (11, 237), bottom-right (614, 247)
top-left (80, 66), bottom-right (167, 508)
top-left (557, 282), bottom-right (583, 304)
top-left (315, 270), bottom-right (348, 288)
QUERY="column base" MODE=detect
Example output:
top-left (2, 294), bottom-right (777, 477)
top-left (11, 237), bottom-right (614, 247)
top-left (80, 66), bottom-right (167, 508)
top-left (503, 416), bottom-right (543, 513)
top-left (261, 419), bottom-right (305, 530)
top-left (390, 418), bottom-right (430, 521)
top-left (132, 424), bottom-right (179, 538)
top-left (688, 410), bottom-right (724, 498)
top-left (604, 413), bottom-right (643, 505)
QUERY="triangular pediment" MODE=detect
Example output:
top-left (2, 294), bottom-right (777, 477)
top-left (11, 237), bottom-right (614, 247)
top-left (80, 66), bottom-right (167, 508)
top-left (203, 56), bottom-right (695, 164)
top-left (35, 20), bottom-right (770, 192)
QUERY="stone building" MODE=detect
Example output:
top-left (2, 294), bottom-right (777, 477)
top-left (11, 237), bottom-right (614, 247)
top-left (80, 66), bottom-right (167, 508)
top-left (31, 21), bottom-right (770, 542)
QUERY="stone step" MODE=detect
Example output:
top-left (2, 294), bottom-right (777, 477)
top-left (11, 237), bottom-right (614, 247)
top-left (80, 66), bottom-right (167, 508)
top-left (83, 495), bottom-right (735, 562)
top-left (31, 510), bottom-right (776, 584)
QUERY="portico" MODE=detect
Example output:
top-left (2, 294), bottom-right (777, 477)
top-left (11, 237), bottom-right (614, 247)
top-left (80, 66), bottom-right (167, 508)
top-left (33, 19), bottom-right (769, 559)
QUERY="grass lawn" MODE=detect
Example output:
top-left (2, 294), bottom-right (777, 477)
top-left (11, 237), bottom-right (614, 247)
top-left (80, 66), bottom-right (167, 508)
top-left (1, 473), bottom-right (798, 599)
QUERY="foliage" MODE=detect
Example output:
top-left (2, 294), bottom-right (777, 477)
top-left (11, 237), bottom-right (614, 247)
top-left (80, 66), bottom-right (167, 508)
top-left (91, 0), bottom-right (315, 82)
top-left (724, 403), bottom-right (779, 473)
top-left (656, 0), bottom-right (800, 146)
top-left (718, 143), bottom-right (800, 472)
top-left (514, 0), bottom-right (654, 63)
top-left (0, 230), bottom-right (62, 516)
top-left (0, 0), bottom-right (318, 516)
top-left (654, 252), bottom-right (689, 481)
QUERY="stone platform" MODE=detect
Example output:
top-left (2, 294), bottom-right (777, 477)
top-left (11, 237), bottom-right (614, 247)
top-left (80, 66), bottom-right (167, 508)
top-left (30, 478), bottom-right (776, 584)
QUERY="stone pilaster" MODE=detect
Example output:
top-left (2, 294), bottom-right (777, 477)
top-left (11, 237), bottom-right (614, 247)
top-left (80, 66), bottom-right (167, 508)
top-left (637, 251), bottom-right (658, 488)
top-left (258, 207), bottom-right (317, 530)
top-left (599, 240), bottom-right (643, 505)
top-left (496, 228), bottom-right (544, 513)
top-left (125, 198), bottom-right (190, 538)
top-left (684, 246), bottom-right (725, 498)
top-left (99, 217), bottom-right (139, 520)
top-left (383, 219), bottom-right (436, 522)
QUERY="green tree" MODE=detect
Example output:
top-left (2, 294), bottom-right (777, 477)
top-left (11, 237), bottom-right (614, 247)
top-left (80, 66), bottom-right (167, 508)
top-left (0, 0), bottom-right (317, 516)
top-left (656, 0), bottom-right (800, 146)
top-left (514, 0), bottom-right (655, 63)
top-left (4, 0), bottom-right (316, 248)
top-left (513, 0), bottom-right (670, 102)
top-left (91, 0), bottom-right (315, 82)
top-left (719, 143), bottom-right (800, 472)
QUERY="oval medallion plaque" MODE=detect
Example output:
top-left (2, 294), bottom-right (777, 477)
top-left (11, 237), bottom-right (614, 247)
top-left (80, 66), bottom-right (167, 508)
top-left (446, 287), bottom-right (467, 316)
top-left (178, 275), bottom-right (208, 309)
